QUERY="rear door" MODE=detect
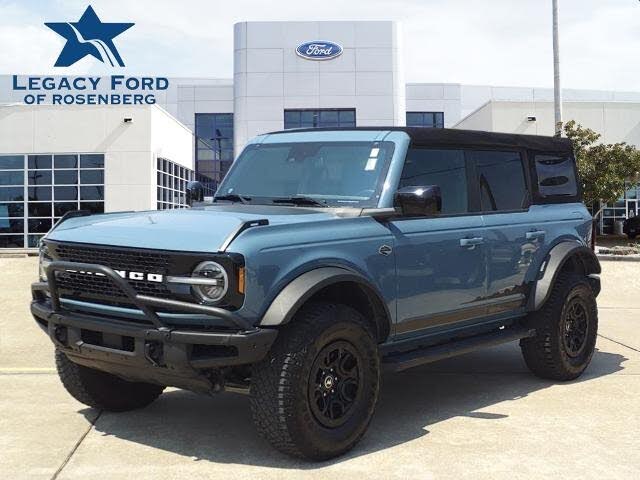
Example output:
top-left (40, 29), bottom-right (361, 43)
top-left (391, 148), bottom-right (488, 337)
top-left (468, 149), bottom-right (539, 314)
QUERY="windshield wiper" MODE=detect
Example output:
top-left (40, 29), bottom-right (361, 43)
top-left (213, 194), bottom-right (251, 204)
top-left (271, 196), bottom-right (327, 207)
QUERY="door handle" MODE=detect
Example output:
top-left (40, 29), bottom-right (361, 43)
top-left (460, 237), bottom-right (484, 247)
top-left (526, 230), bottom-right (546, 240)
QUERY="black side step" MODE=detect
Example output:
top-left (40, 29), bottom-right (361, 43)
top-left (382, 326), bottom-right (536, 373)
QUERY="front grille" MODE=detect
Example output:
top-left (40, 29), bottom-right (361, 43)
top-left (42, 240), bottom-right (244, 315)
top-left (54, 243), bottom-right (169, 272)
top-left (48, 242), bottom-right (173, 308)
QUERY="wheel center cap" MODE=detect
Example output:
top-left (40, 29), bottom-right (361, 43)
top-left (323, 375), bottom-right (334, 389)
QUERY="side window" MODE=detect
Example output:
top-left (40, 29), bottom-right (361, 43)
top-left (399, 149), bottom-right (468, 214)
top-left (534, 154), bottom-right (578, 198)
top-left (470, 150), bottom-right (528, 212)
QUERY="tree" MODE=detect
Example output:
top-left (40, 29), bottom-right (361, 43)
top-left (564, 120), bottom-right (640, 209)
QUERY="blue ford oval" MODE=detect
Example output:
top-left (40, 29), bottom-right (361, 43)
top-left (296, 40), bottom-right (343, 60)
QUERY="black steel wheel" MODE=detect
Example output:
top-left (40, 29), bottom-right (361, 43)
top-left (562, 297), bottom-right (590, 357)
top-left (308, 340), bottom-right (363, 429)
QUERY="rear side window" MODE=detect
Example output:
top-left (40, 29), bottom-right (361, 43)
top-left (469, 150), bottom-right (528, 212)
top-left (534, 154), bottom-right (578, 198)
top-left (400, 148), bottom-right (468, 214)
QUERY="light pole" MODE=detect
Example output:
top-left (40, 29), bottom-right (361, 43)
top-left (552, 0), bottom-right (563, 137)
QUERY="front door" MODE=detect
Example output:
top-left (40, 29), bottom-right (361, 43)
top-left (391, 147), bottom-right (487, 337)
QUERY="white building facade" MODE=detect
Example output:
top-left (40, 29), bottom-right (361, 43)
top-left (2, 20), bottom-right (640, 247)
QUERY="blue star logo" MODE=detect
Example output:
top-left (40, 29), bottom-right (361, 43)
top-left (45, 6), bottom-right (134, 67)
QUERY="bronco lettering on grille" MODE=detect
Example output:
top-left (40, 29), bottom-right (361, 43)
top-left (65, 269), bottom-right (164, 283)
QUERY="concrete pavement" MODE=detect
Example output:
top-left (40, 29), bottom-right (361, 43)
top-left (1, 257), bottom-right (639, 479)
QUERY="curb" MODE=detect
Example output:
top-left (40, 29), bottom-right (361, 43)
top-left (596, 254), bottom-right (640, 262)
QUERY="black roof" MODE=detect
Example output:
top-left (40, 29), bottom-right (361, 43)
top-left (269, 127), bottom-right (574, 154)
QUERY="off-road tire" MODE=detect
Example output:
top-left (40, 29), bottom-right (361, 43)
top-left (521, 272), bottom-right (598, 381)
top-left (55, 350), bottom-right (164, 411)
top-left (250, 302), bottom-right (380, 461)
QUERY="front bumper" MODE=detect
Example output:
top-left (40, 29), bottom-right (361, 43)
top-left (31, 261), bottom-right (277, 393)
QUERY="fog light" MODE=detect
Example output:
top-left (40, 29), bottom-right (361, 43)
top-left (191, 261), bottom-right (228, 304)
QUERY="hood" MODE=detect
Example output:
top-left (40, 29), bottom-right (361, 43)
top-left (46, 205), bottom-right (348, 252)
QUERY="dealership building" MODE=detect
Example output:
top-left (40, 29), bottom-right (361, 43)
top-left (2, 20), bottom-right (640, 248)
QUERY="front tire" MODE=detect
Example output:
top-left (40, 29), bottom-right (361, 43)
top-left (521, 272), bottom-right (598, 381)
top-left (56, 350), bottom-right (164, 411)
top-left (250, 303), bottom-right (380, 460)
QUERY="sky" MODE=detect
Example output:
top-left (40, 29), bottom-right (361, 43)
top-left (1, 0), bottom-right (639, 91)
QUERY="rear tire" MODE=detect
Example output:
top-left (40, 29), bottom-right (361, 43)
top-left (250, 302), bottom-right (380, 460)
top-left (56, 350), bottom-right (164, 411)
top-left (521, 272), bottom-right (598, 381)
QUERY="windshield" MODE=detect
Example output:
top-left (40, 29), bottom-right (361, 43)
top-left (215, 141), bottom-right (395, 208)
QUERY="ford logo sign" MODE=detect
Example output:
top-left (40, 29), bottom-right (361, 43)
top-left (296, 41), bottom-right (343, 61)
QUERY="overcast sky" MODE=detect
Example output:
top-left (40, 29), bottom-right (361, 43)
top-left (1, 0), bottom-right (639, 91)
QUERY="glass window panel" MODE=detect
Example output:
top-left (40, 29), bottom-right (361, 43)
top-left (80, 202), bottom-right (104, 214)
top-left (0, 155), bottom-right (24, 169)
top-left (284, 110), bottom-right (300, 128)
top-left (28, 235), bottom-right (44, 248)
top-left (54, 186), bottom-right (78, 201)
top-left (28, 187), bottom-right (51, 201)
top-left (400, 148), bottom-right (468, 214)
top-left (472, 150), bottom-right (528, 211)
top-left (28, 170), bottom-right (51, 185)
top-left (54, 170), bottom-right (78, 185)
top-left (28, 155), bottom-right (52, 169)
top-left (197, 149), bottom-right (214, 161)
top-left (79, 154), bottom-right (104, 168)
top-left (54, 155), bottom-right (78, 168)
top-left (54, 202), bottom-right (78, 216)
top-left (0, 235), bottom-right (24, 248)
top-left (406, 112), bottom-right (423, 126)
top-left (80, 170), bottom-right (104, 184)
top-left (80, 186), bottom-right (104, 200)
top-left (535, 154), bottom-right (578, 198)
top-left (28, 203), bottom-right (52, 217)
top-left (0, 218), bottom-right (24, 233)
top-left (2, 187), bottom-right (25, 201)
top-left (319, 110), bottom-right (339, 126)
top-left (339, 110), bottom-right (356, 124)
top-left (0, 171), bottom-right (24, 185)
top-left (0, 203), bottom-right (24, 217)
top-left (28, 218), bottom-right (52, 233)
top-left (406, 111), bottom-right (444, 128)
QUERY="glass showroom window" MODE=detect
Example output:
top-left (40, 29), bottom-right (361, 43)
top-left (284, 109), bottom-right (356, 130)
top-left (195, 113), bottom-right (234, 191)
top-left (0, 153), bottom-right (105, 248)
top-left (406, 112), bottom-right (444, 128)
top-left (0, 155), bottom-right (25, 248)
top-left (157, 157), bottom-right (198, 210)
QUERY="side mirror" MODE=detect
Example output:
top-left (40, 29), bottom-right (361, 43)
top-left (186, 181), bottom-right (204, 207)
top-left (394, 185), bottom-right (442, 216)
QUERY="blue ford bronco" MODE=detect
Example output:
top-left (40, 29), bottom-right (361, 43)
top-left (32, 128), bottom-right (601, 460)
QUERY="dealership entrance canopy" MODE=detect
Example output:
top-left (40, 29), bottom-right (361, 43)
top-left (2, 20), bottom-right (640, 247)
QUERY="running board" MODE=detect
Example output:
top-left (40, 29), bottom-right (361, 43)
top-left (382, 326), bottom-right (536, 372)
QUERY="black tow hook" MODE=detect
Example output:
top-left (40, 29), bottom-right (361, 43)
top-left (144, 341), bottom-right (164, 367)
top-left (53, 325), bottom-right (68, 345)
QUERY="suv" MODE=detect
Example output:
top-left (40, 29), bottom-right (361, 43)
top-left (32, 128), bottom-right (600, 460)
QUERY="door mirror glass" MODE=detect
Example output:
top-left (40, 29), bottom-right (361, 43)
top-left (394, 185), bottom-right (442, 216)
top-left (186, 181), bottom-right (204, 206)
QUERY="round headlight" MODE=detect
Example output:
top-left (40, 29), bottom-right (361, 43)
top-left (191, 261), bottom-right (228, 304)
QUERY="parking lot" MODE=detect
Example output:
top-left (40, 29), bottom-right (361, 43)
top-left (1, 256), bottom-right (639, 479)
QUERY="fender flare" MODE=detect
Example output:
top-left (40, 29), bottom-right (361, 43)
top-left (529, 241), bottom-right (601, 311)
top-left (260, 267), bottom-right (391, 333)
